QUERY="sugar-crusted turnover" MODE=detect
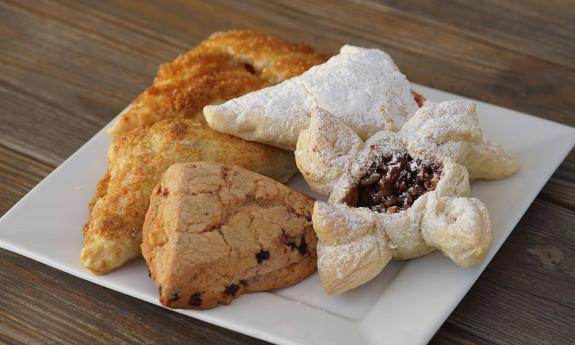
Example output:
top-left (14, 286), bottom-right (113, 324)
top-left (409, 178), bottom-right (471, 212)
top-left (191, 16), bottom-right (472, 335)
top-left (295, 101), bottom-right (517, 294)
top-left (142, 162), bottom-right (317, 309)
top-left (108, 30), bottom-right (327, 137)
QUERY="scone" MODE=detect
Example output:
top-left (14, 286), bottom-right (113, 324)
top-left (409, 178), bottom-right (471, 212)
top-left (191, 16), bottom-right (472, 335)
top-left (204, 45), bottom-right (420, 150)
top-left (82, 119), bottom-right (297, 275)
top-left (82, 30), bottom-right (325, 275)
top-left (142, 162), bottom-right (317, 309)
top-left (295, 102), bottom-right (517, 294)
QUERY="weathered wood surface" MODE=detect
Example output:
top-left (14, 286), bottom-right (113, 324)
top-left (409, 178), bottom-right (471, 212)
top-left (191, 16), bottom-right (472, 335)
top-left (0, 0), bottom-right (573, 344)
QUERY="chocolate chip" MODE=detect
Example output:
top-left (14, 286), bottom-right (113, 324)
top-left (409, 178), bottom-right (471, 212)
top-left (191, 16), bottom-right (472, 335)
top-left (297, 237), bottom-right (308, 255)
top-left (161, 189), bottom-right (169, 197)
top-left (279, 230), bottom-right (297, 250)
top-left (147, 268), bottom-right (151, 278)
top-left (188, 293), bottom-right (202, 306)
top-left (224, 284), bottom-right (240, 296)
top-left (256, 249), bottom-right (270, 263)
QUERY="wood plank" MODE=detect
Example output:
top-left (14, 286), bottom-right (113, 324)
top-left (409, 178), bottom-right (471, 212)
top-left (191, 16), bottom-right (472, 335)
top-left (0, 249), bottom-right (267, 345)
top-left (432, 322), bottom-right (494, 345)
top-left (372, 0), bottom-right (575, 69)
top-left (439, 276), bottom-right (574, 344)
top-left (0, 145), bottom-right (53, 214)
top-left (0, 0), bottom-right (160, 165)
top-left (430, 197), bottom-right (575, 343)
top-left (482, 199), bottom-right (575, 308)
top-left (1, 0), bottom-right (575, 167)
top-left (538, 151), bottom-right (575, 210)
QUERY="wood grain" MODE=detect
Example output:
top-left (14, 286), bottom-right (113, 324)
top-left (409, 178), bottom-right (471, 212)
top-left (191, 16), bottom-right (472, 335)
top-left (0, 249), bottom-right (267, 345)
top-left (0, 145), bottom-right (53, 214)
top-left (375, 0), bottom-right (575, 69)
top-left (0, 0), bottom-right (573, 344)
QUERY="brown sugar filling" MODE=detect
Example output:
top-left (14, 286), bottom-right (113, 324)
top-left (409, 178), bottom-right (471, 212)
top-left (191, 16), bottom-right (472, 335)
top-left (346, 152), bottom-right (442, 214)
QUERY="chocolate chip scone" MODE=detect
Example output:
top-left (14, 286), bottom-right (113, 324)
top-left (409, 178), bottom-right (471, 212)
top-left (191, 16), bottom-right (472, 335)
top-left (142, 162), bottom-right (317, 309)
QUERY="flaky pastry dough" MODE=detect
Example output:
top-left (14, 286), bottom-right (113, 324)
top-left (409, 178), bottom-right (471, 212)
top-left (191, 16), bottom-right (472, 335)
top-left (108, 30), bottom-right (326, 137)
top-left (295, 101), bottom-right (517, 294)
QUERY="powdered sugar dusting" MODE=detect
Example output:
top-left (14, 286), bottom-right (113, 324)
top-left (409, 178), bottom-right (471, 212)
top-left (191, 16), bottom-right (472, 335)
top-left (301, 45), bottom-right (417, 138)
top-left (401, 100), bottom-right (481, 147)
top-left (317, 233), bottom-right (386, 279)
top-left (305, 101), bottom-right (517, 293)
top-left (204, 45), bottom-right (418, 150)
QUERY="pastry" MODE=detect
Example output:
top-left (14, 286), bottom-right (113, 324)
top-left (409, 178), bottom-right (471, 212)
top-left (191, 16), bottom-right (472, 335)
top-left (400, 101), bottom-right (518, 180)
top-left (204, 45), bottom-right (420, 150)
top-left (296, 101), bottom-right (518, 195)
top-left (142, 162), bottom-right (317, 309)
top-left (295, 101), bottom-right (517, 294)
top-left (82, 30), bottom-right (325, 275)
top-left (81, 119), bottom-right (298, 275)
top-left (108, 30), bottom-right (326, 137)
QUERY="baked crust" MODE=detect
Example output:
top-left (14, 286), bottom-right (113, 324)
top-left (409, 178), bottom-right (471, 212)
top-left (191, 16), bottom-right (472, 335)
top-left (142, 162), bottom-right (317, 309)
top-left (81, 119), bottom-right (297, 275)
top-left (400, 101), bottom-right (518, 180)
top-left (204, 45), bottom-right (418, 150)
top-left (82, 30), bottom-right (325, 275)
top-left (108, 30), bottom-right (326, 137)
top-left (295, 102), bottom-right (517, 294)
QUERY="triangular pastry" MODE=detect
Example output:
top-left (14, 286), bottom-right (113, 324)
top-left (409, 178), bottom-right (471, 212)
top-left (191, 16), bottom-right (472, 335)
top-left (108, 30), bottom-right (327, 137)
top-left (295, 101), bottom-right (517, 294)
top-left (204, 45), bottom-right (419, 150)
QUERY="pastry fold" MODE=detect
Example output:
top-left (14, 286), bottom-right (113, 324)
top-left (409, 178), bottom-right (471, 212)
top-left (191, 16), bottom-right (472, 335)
top-left (400, 101), bottom-right (518, 180)
top-left (204, 45), bottom-right (419, 150)
top-left (295, 102), bottom-right (517, 294)
top-left (297, 101), bottom-right (518, 196)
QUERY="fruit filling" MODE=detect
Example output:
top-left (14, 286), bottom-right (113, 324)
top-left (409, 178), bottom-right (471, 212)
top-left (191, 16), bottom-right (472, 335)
top-left (347, 152), bottom-right (442, 213)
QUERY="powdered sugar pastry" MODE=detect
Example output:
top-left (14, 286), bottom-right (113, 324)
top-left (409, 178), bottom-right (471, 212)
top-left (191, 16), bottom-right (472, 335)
top-left (203, 45), bottom-right (419, 150)
top-left (296, 101), bottom-right (517, 294)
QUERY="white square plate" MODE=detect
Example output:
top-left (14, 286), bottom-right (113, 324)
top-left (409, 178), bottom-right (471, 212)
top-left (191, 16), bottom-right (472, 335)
top-left (1, 84), bottom-right (574, 345)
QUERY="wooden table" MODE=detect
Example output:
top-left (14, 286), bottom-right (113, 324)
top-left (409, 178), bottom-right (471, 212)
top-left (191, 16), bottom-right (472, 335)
top-left (1, 1), bottom-right (574, 344)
